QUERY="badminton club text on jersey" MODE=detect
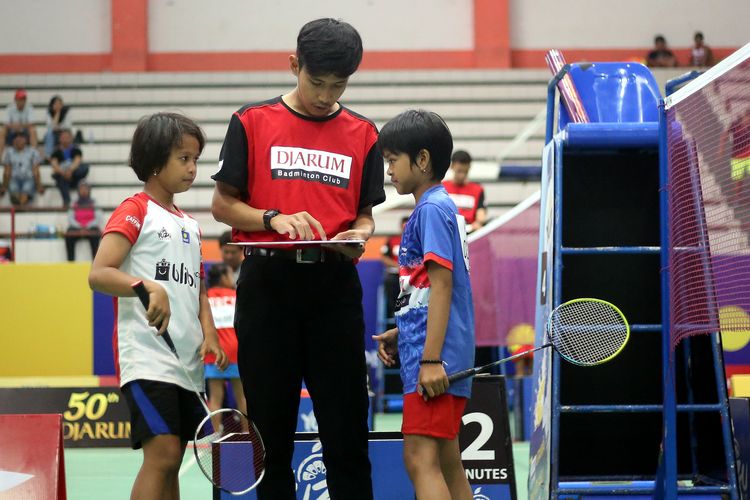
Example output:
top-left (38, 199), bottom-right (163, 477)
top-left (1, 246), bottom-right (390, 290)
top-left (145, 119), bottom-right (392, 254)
top-left (213, 96), bottom-right (383, 245)
top-left (103, 192), bottom-right (205, 393)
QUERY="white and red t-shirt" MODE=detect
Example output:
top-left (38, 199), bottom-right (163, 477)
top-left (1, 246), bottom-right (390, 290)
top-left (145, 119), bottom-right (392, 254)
top-left (442, 180), bottom-right (486, 225)
top-left (205, 287), bottom-right (238, 364)
top-left (212, 97), bottom-right (385, 244)
top-left (103, 192), bottom-right (205, 392)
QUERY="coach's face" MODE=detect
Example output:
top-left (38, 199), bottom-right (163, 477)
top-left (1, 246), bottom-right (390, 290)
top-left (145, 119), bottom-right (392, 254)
top-left (289, 56), bottom-right (348, 117)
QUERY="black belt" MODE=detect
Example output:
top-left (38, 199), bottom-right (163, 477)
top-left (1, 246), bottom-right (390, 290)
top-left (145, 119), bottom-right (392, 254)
top-left (244, 246), bottom-right (351, 264)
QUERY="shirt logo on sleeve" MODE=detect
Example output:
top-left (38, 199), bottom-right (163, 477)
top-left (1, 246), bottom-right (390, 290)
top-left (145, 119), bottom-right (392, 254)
top-left (125, 215), bottom-right (141, 230)
top-left (270, 146), bottom-right (352, 188)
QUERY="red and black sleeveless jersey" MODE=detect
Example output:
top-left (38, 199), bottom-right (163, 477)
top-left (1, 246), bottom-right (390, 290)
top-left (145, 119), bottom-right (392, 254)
top-left (212, 97), bottom-right (386, 243)
top-left (442, 180), bottom-right (486, 224)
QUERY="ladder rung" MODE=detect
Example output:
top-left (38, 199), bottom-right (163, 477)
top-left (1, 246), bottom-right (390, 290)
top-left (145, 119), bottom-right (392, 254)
top-left (561, 246), bottom-right (661, 255)
top-left (560, 403), bottom-right (725, 413)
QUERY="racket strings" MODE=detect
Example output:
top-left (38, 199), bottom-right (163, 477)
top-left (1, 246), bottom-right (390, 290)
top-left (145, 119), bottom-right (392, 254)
top-left (550, 300), bottom-right (628, 365)
top-left (193, 409), bottom-right (265, 494)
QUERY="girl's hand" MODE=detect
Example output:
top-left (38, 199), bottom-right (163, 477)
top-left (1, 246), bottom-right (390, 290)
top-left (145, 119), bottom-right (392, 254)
top-left (201, 337), bottom-right (229, 371)
top-left (371, 328), bottom-right (399, 366)
top-left (418, 363), bottom-right (449, 400)
top-left (144, 281), bottom-right (170, 335)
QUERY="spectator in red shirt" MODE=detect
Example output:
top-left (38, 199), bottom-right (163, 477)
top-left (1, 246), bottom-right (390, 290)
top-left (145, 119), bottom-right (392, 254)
top-left (204, 262), bottom-right (247, 432)
top-left (442, 150), bottom-right (487, 233)
top-left (64, 182), bottom-right (102, 261)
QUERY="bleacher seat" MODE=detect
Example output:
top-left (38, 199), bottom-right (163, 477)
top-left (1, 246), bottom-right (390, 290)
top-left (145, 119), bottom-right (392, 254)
top-left (0, 68), bottom-right (687, 261)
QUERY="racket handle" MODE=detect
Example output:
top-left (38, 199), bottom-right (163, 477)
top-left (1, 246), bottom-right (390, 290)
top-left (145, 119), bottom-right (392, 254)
top-left (448, 368), bottom-right (477, 383)
top-left (131, 280), bottom-right (178, 357)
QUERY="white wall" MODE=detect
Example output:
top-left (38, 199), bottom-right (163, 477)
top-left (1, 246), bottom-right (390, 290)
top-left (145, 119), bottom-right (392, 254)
top-left (148, 0), bottom-right (474, 52)
top-left (0, 0), bottom-right (110, 54)
top-left (510, 0), bottom-right (750, 49)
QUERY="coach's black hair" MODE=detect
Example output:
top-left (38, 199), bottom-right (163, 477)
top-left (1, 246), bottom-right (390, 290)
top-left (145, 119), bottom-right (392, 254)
top-left (296, 18), bottom-right (363, 78)
top-left (451, 150), bottom-right (472, 164)
top-left (207, 263), bottom-right (229, 289)
top-left (378, 109), bottom-right (454, 181)
top-left (129, 113), bottom-right (205, 182)
top-left (654, 35), bottom-right (666, 44)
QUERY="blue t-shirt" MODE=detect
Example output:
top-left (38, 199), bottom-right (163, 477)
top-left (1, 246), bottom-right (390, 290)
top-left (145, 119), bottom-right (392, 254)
top-left (395, 185), bottom-right (475, 398)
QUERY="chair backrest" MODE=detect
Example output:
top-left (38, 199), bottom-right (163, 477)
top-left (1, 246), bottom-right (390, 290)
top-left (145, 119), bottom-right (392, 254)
top-left (559, 62), bottom-right (662, 128)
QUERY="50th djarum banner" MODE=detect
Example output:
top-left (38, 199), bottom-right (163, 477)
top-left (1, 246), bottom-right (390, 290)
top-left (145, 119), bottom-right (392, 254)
top-left (0, 387), bottom-right (130, 447)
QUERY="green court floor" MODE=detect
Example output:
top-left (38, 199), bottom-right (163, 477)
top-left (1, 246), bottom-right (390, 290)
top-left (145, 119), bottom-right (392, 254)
top-left (65, 413), bottom-right (530, 499)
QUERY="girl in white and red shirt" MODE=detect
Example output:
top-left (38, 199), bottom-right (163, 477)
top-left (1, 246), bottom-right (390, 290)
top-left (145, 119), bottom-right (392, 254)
top-left (88, 112), bottom-right (227, 500)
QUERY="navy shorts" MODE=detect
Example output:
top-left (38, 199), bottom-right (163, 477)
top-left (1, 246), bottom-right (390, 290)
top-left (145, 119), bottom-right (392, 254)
top-left (121, 379), bottom-right (205, 449)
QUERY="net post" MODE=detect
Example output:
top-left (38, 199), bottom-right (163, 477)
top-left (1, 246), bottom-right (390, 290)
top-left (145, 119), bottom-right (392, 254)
top-left (658, 96), bottom-right (678, 499)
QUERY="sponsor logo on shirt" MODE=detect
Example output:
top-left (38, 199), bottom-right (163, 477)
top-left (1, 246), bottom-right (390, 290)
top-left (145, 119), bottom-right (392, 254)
top-left (157, 228), bottom-right (171, 240)
top-left (154, 258), bottom-right (199, 288)
top-left (125, 215), bottom-right (141, 230)
top-left (270, 146), bottom-right (352, 188)
top-left (448, 193), bottom-right (476, 210)
top-left (181, 228), bottom-right (190, 244)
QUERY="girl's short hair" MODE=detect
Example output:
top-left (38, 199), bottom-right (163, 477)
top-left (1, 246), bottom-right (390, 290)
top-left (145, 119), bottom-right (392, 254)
top-left (378, 109), bottom-right (453, 181)
top-left (129, 113), bottom-right (205, 182)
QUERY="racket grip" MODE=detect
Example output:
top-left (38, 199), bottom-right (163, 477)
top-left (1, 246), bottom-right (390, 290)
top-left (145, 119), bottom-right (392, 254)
top-left (448, 368), bottom-right (477, 383)
top-left (131, 281), bottom-right (178, 355)
top-left (131, 280), bottom-right (150, 308)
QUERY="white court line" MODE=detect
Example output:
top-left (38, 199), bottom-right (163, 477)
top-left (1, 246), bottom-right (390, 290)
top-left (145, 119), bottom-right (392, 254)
top-left (178, 451), bottom-right (197, 478)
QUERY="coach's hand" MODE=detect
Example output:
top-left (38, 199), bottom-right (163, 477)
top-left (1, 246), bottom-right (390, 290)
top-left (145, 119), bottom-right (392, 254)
top-left (270, 211), bottom-right (327, 241)
top-left (144, 281), bottom-right (171, 335)
top-left (372, 328), bottom-right (399, 367)
top-left (329, 229), bottom-right (368, 258)
top-left (418, 364), bottom-right (449, 400)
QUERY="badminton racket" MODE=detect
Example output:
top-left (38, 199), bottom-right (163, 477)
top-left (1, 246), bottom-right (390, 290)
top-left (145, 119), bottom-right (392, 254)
top-left (448, 298), bottom-right (629, 383)
top-left (131, 280), bottom-right (265, 495)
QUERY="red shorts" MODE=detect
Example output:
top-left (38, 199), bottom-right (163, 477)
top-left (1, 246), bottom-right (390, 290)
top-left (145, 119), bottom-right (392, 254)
top-left (402, 392), bottom-right (468, 439)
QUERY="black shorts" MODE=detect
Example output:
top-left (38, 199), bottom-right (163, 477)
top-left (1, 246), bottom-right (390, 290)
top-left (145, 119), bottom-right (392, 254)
top-left (121, 379), bottom-right (205, 449)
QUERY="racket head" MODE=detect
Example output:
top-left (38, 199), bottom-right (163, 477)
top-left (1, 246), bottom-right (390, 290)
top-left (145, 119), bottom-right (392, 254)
top-left (547, 298), bottom-right (630, 366)
top-left (193, 408), bottom-right (265, 495)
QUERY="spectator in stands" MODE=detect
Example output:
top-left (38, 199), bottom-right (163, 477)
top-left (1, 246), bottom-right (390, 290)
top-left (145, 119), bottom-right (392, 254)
top-left (1, 89), bottom-right (39, 159)
top-left (442, 150), bottom-right (487, 233)
top-left (647, 35), bottom-right (678, 68)
top-left (381, 216), bottom-right (409, 328)
top-left (44, 95), bottom-right (73, 159)
top-left (719, 108), bottom-right (750, 201)
top-left (0, 240), bottom-right (11, 262)
top-left (0, 130), bottom-right (44, 206)
top-left (205, 262), bottom-right (247, 432)
top-left (218, 230), bottom-right (243, 284)
top-left (690, 32), bottom-right (715, 68)
top-left (64, 181), bottom-right (102, 261)
top-left (51, 128), bottom-right (89, 207)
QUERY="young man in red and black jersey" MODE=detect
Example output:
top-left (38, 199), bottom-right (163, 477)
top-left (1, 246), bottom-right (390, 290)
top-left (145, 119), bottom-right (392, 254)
top-left (442, 150), bottom-right (487, 233)
top-left (211, 18), bottom-right (384, 499)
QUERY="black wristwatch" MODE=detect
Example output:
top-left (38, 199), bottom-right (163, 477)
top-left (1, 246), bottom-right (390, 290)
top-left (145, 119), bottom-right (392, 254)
top-left (263, 209), bottom-right (280, 231)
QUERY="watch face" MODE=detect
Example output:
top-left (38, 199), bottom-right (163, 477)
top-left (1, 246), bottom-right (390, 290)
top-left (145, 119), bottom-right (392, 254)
top-left (264, 209), bottom-right (279, 230)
